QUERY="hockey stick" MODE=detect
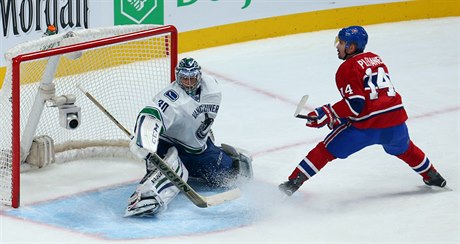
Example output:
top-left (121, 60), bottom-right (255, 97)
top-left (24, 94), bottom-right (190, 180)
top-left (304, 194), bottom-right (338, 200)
top-left (293, 95), bottom-right (315, 120)
top-left (77, 84), bottom-right (241, 208)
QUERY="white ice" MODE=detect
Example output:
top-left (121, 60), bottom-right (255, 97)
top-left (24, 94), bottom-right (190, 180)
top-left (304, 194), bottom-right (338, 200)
top-left (1, 17), bottom-right (459, 243)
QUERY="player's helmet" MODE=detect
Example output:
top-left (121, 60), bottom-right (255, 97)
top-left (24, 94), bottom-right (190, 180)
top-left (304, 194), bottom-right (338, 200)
top-left (175, 57), bottom-right (202, 96)
top-left (337, 26), bottom-right (368, 52)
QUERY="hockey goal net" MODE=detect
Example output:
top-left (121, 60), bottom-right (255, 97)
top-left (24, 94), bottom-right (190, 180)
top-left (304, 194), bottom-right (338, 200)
top-left (0, 25), bottom-right (177, 208)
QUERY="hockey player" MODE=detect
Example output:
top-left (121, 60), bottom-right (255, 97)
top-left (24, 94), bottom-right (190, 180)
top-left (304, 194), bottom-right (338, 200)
top-left (125, 57), bottom-right (253, 217)
top-left (279, 26), bottom-right (447, 196)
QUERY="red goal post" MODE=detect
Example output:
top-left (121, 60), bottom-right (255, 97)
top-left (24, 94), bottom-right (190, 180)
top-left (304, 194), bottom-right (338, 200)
top-left (0, 25), bottom-right (178, 208)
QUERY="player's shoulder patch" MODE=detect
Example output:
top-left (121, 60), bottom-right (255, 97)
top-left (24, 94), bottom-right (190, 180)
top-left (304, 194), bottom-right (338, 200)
top-left (164, 89), bottom-right (179, 102)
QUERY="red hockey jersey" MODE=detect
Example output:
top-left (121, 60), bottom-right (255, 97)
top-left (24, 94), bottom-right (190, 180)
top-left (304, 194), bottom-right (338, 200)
top-left (331, 52), bottom-right (408, 129)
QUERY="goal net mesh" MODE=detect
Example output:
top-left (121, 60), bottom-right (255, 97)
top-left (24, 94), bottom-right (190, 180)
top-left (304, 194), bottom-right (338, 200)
top-left (0, 25), bottom-right (177, 207)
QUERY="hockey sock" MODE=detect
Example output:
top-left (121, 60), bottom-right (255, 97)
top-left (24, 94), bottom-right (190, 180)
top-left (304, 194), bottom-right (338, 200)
top-left (288, 142), bottom-right (336, 182)
top-left (396, 140), bottom-right (434, 179)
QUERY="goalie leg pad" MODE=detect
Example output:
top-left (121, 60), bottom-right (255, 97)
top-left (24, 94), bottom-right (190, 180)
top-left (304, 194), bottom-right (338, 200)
top-left (221, 143), bottom-right (253, 181)
top-left (151, 147), bottom-right (189, 208)
top-left (125, 179), bottom-right (162, 217)
top-left (125, 147), bottom-right (188, 217)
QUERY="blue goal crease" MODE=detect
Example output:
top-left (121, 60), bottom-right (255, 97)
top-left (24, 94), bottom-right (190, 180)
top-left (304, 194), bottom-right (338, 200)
top-left (3, 183), bottom-right (254, 240)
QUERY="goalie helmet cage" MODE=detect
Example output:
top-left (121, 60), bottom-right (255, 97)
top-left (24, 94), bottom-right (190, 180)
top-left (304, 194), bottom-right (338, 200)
top-left (0, 25), bottom-right (178, 208)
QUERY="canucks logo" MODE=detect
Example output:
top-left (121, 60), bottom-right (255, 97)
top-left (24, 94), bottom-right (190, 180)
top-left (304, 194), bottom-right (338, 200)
top-left (196, 113), bottom-right (214, 140)
top-left (164, 89), bottom-right (178, 102)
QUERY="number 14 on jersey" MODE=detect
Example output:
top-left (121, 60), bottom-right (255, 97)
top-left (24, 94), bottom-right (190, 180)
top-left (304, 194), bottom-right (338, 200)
top-left (364, 67), bottom-right (396, 100)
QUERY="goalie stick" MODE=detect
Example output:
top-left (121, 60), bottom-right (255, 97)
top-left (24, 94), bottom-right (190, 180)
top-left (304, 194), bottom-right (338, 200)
top-left (293, 95), bottom-right (315, 120)
top-left (77, 84), bottom-right (241, 208)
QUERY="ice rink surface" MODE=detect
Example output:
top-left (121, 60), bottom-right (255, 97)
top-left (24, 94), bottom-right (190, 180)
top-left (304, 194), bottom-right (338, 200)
top-left (1, 17), bottom-right (459, 243)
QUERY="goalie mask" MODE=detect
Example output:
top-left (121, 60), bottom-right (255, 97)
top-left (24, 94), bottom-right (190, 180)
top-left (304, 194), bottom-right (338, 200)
top-left (176, 57), bottom-right (202, 97)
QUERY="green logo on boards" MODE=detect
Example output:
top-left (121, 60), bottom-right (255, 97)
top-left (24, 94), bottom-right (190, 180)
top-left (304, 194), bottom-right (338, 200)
top-left (178, 0), bottom-right (252, 9)
top-left (114, 0), bottom-right (164, 25)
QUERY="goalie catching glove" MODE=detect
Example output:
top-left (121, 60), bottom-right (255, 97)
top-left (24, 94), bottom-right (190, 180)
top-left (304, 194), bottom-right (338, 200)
top-left (305, 104), bottom-right (343, 130)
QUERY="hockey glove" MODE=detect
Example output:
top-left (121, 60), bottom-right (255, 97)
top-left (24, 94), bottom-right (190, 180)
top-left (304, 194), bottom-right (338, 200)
top-left (328, 117), bottom-right (348, 130)
top-left (305, 104), bottom-right (340, 129)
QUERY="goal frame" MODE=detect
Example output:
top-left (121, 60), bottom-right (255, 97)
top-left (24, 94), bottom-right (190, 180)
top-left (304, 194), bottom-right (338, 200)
top-left (9, 25), bottom-right (178, 208)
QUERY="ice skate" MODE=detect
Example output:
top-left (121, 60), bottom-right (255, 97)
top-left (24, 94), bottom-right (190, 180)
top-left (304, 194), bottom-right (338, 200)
top-left (279, 173), bottom-right (307, 196)
top-left (423, 168), bottom-right (447, 188)
top-left (279, 180), bottom-right (301, 196)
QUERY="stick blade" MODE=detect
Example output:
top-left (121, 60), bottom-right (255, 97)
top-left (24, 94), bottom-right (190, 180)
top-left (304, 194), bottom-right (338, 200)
top-left (294, 95), bottom-right (309, 118)
top-left (204, 188), bottom-right (242, 207)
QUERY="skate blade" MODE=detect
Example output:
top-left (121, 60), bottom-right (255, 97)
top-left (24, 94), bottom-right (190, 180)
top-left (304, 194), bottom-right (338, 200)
top-left (419, 184), bottom-right (453, 192)
top-left (434, 185), bottom-right (453, 191)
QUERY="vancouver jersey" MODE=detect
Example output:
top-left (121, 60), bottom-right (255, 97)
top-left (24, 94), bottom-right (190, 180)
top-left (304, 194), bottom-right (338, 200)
top-left (331, 52), bottom-right (408, 129)
top-left (139, 74), bottom-right (221, 153)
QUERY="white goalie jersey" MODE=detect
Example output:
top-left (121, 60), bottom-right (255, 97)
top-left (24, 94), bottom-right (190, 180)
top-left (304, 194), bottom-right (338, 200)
top-left (139, 74), bottom-right (222, 153)
top-left (126, 72), bottom-right (250, 217)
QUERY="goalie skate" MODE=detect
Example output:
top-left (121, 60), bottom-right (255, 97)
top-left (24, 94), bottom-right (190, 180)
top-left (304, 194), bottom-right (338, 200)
top-left (124, 190), bottom-right (160, 217)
